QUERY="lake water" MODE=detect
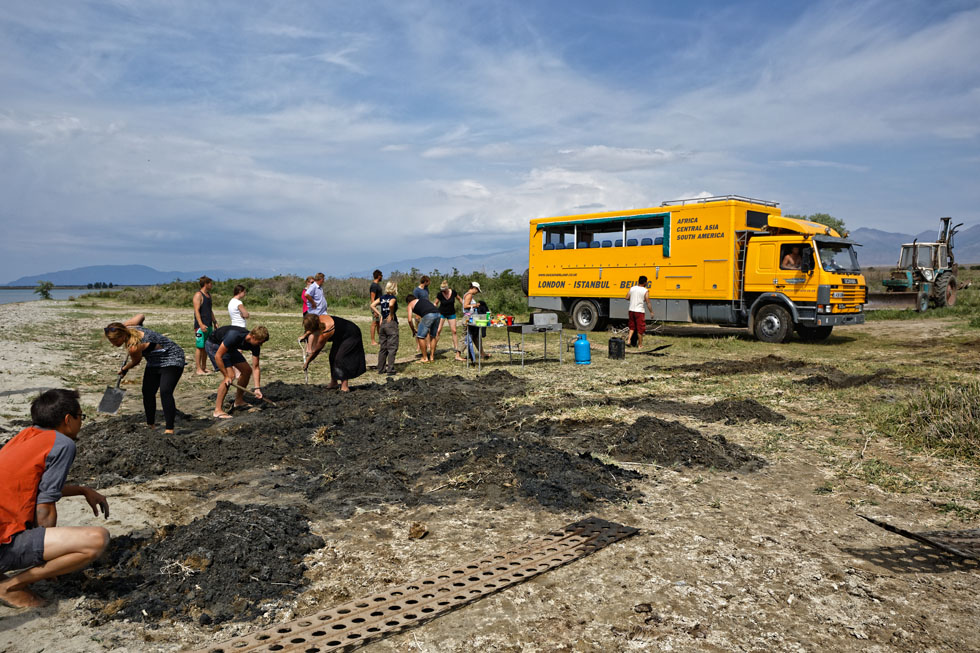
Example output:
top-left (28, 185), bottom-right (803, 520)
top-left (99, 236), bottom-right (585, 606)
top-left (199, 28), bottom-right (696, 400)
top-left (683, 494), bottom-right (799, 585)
top-left (0, 288), bottom-right (99, 305)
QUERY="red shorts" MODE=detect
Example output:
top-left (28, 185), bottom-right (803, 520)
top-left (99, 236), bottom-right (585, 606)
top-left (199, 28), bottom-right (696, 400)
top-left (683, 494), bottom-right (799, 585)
top-left (628, 311), bottom-right (646, 334)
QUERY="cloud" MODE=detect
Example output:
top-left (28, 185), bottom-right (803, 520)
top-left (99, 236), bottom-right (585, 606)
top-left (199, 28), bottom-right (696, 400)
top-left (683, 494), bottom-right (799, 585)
top-left (776, 160), bottom-right (870, 173)
top-left (558, 146), bottom-right (687, 172)
top-left (313, 47), bottom-right (367, 75)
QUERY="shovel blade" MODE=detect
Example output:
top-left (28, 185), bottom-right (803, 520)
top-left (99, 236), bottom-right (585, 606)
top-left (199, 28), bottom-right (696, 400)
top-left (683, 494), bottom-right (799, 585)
top-left (97, 386), bottom-right (125, 414)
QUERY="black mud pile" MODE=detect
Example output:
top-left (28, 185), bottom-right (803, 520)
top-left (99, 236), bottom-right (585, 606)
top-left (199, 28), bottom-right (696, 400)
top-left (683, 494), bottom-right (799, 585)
top-left (607, 396), bottom-right (785, 425)
top-left (800, 368), bottom-right (896, 389)
top-left (608, 416), bottom-right (764, 471)
top-left (432, 436), bottom-right (642, 511)
top-left (74, 371), bottom-right (641, 514)
top-left (699, 398), bottom-right (786, 425)
top-left (653, 354), bottom-right (835, 377)
top-left (58, 502), bottom-right (323, 625)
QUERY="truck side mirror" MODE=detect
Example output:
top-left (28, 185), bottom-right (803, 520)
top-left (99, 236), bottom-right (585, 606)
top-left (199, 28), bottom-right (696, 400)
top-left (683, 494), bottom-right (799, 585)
top-left (801, 248), bottom-right (814, 274)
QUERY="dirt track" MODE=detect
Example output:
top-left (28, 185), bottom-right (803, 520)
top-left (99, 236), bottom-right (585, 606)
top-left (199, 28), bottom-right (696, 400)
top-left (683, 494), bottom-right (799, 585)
top-left (1, 301), bottom-right (978, 652)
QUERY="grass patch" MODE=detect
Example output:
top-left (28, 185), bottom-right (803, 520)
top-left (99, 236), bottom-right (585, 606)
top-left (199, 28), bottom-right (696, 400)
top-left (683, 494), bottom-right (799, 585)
top-left (856, 458), bottom-right (919, 493)
top-left (935, 501), bottom-right (980, 521)
top-left (882, 381), bottom-right (980, 464)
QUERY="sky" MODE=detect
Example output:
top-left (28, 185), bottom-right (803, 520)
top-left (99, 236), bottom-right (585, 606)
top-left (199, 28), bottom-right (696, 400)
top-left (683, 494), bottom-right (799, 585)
top-left (1, 0), bottom-right (979, 281)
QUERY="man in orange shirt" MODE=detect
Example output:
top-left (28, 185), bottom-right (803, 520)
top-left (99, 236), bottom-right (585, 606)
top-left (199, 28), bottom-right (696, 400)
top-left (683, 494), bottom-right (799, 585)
top-left (0, 389), bottom-right (109, 608)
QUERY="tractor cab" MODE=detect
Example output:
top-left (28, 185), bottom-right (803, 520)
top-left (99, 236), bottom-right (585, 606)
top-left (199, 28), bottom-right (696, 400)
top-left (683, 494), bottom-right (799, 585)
top-left (892, 243), bottom-right (949, 283)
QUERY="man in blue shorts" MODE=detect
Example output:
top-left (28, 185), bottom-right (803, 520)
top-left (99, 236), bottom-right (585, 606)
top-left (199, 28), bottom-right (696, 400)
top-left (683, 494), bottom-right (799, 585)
top-left (0, 389), bottom-right (109, 608)
top-left (205, 325), bottom-right (269, 418)
top-left (407, 294), bottom-right (440, 363)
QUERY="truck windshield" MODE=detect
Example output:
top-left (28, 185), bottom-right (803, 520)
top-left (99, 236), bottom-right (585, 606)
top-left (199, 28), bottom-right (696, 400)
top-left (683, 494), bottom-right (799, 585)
top-left (816, 243), bottom-right (861, 274)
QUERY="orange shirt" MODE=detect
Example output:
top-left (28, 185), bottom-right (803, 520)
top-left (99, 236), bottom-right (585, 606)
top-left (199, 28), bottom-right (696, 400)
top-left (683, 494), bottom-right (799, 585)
top-left (0, 426), bottom-right (75, 544)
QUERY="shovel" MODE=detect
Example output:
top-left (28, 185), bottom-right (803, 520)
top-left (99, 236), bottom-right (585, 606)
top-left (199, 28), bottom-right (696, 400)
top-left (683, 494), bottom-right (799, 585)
top-left (97, 355), bottom-right (129, 414)
top-left (228, 382), bottom-right (277, 407)
top-left (298, 338), bottom-right (309, 384)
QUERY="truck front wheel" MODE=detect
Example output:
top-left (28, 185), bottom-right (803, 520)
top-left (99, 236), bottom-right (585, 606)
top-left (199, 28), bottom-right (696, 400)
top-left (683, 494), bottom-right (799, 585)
top-left (754, 304), bottom-right (793, 343)
top-left (570, 299), bottom-right (606, 332)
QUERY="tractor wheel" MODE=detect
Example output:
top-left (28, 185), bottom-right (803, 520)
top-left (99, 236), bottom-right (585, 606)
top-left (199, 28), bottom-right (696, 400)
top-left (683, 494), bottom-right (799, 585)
top-left (796, 324), bottom-right (833, 343)
top-left (933, 273), bottom-right (957, 307)
top-left (753, 304), bottom-right (793, 343)
top-left (570, 299), bottom-right (606, 332)
top-left (521, 268), bottom-right (530, 296)
top-left (916, 292), bottom-right (929, 312)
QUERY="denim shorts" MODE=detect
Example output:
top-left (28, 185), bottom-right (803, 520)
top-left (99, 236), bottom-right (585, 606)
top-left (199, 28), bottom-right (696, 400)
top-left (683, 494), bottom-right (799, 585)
top-left (205, 339), bottom-right (246, 370)
top-left (0, 527), bottom-right (45, 573)
top-left (416, 312), bottom-right (440, 339)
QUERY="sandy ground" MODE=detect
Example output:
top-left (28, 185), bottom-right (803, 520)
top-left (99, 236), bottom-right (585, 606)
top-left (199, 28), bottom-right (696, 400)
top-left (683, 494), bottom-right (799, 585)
top-left (0, 299), bottom-right (978, 652)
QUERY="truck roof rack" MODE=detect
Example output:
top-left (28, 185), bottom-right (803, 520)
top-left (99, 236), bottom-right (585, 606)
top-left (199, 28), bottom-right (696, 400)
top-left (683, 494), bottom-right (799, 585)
top-left (660, 195), bottom-right (779, 208)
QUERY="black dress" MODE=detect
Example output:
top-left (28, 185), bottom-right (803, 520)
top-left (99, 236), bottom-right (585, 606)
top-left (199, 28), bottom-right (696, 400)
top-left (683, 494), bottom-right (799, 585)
top-left (328, 316), bottom-right (367, 382)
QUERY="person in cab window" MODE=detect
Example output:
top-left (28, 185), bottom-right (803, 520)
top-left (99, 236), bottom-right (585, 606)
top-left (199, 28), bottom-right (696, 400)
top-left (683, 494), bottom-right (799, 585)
top-left (781, 245), bottom-right (802, 270)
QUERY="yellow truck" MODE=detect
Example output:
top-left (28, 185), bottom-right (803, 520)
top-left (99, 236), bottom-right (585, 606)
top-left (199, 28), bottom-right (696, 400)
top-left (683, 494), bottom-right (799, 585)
top-left (522, 195), bottom-right (867, 343)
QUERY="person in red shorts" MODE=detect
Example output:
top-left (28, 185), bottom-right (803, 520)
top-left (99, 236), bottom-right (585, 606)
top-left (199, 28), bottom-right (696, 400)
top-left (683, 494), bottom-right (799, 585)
top-left (0, 389), bottom-right (109, 608)
top-left (626, 275), bottom-right (654, 349)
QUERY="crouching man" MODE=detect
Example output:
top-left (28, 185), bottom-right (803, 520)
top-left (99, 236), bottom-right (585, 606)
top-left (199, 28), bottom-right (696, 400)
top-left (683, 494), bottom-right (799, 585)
top-left (0, 389), bottom-right (109, 608)
top-left (205, 325), bottom-right (269, 419)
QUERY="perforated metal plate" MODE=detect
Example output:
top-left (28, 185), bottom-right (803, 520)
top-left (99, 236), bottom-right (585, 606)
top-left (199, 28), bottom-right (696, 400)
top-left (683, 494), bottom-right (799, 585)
top-left (860, 515), bottom-right (980, 560)
top-left (196, 516), bottom-right (637, 653)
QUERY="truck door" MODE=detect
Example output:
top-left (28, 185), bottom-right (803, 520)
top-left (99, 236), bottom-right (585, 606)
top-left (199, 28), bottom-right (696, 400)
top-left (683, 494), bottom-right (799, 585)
top-left (777, 242), bottom-right (815, 302)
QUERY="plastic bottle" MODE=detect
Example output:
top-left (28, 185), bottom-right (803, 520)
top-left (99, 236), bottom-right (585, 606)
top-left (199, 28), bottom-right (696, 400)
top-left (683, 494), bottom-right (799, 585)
top-left (574, 333), bottom-right (591, 365)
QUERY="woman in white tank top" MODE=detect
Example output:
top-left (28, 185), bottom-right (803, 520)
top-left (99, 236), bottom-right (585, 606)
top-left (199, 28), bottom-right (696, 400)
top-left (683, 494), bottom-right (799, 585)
top-left (228, 284), bottom-right (249, 328)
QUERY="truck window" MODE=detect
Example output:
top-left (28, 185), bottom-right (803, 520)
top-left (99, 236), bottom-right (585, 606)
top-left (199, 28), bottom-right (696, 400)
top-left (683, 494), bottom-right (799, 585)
top-left (626, 216), bottom-right (665, 246)
top-left (780, 244), bottom-right (803, 270)
top-left (543, 226), bottom-right (575, 249)
top-left (588, 222), bottom-right (626, 248)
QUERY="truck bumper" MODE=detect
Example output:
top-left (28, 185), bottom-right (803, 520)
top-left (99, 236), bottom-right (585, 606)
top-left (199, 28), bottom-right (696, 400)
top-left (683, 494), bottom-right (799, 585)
top-left (816, 312), bottom-right (864, 326)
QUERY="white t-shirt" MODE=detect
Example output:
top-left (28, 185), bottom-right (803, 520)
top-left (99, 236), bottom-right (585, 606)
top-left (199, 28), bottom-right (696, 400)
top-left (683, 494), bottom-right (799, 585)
top-left (628, 285), bottom-right (648, 313)
top-left (228, 298), bottom-right (247, 328)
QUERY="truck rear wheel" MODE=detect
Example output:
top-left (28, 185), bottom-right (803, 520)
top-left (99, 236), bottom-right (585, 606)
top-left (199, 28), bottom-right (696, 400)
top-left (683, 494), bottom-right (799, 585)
top-left (796, 324), bottom-right (833, 342)
top-left (933, 273), bottom-right (957, 307)
top-left (570, 299), bottom-right (606, 332)
top-left (521, 268), bottom-right (529, 296)
top-left (754, 304), bottom-right (793, 343)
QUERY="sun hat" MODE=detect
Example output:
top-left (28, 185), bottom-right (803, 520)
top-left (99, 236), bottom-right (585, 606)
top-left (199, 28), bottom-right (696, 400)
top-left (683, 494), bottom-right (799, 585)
top-left (471, 281), bottom-right (481, 291)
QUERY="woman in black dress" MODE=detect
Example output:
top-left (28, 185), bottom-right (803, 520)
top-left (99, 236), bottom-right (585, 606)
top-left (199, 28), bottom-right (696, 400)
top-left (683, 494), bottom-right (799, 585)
top-left (302, 313), bottom-right (366, 391)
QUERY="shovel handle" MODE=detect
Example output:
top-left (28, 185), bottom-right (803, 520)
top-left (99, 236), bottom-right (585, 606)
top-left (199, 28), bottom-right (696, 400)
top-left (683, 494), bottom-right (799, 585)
top-left (115, 352), bottom-right (130, 387)
top-left (228, 382), bottom-right (277, 406)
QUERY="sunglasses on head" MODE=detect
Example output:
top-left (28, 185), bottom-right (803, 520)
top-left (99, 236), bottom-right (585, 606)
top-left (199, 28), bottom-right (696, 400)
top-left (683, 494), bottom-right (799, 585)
top-left (104, 326), bottom-right (123, 335)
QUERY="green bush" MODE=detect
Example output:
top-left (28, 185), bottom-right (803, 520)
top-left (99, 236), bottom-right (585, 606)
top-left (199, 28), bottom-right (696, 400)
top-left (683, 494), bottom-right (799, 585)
top-left (881, 381), bottom-right (980, 464)
top-left (92, 269), bottom-right (530, 319)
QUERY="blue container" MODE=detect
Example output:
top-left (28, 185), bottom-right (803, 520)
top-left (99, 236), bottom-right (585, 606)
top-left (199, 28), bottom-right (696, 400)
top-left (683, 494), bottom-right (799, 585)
top-left (574, 333), bottom-right (591, 365)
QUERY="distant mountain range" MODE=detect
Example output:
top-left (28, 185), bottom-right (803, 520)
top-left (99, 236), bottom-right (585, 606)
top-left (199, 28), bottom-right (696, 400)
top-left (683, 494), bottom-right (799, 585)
top-left (3, 264), bottom-right (265, 287)
top-left (5, 225), bottom-right (979, 286)
top-left (848, 223), bottom-right (980, 266)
